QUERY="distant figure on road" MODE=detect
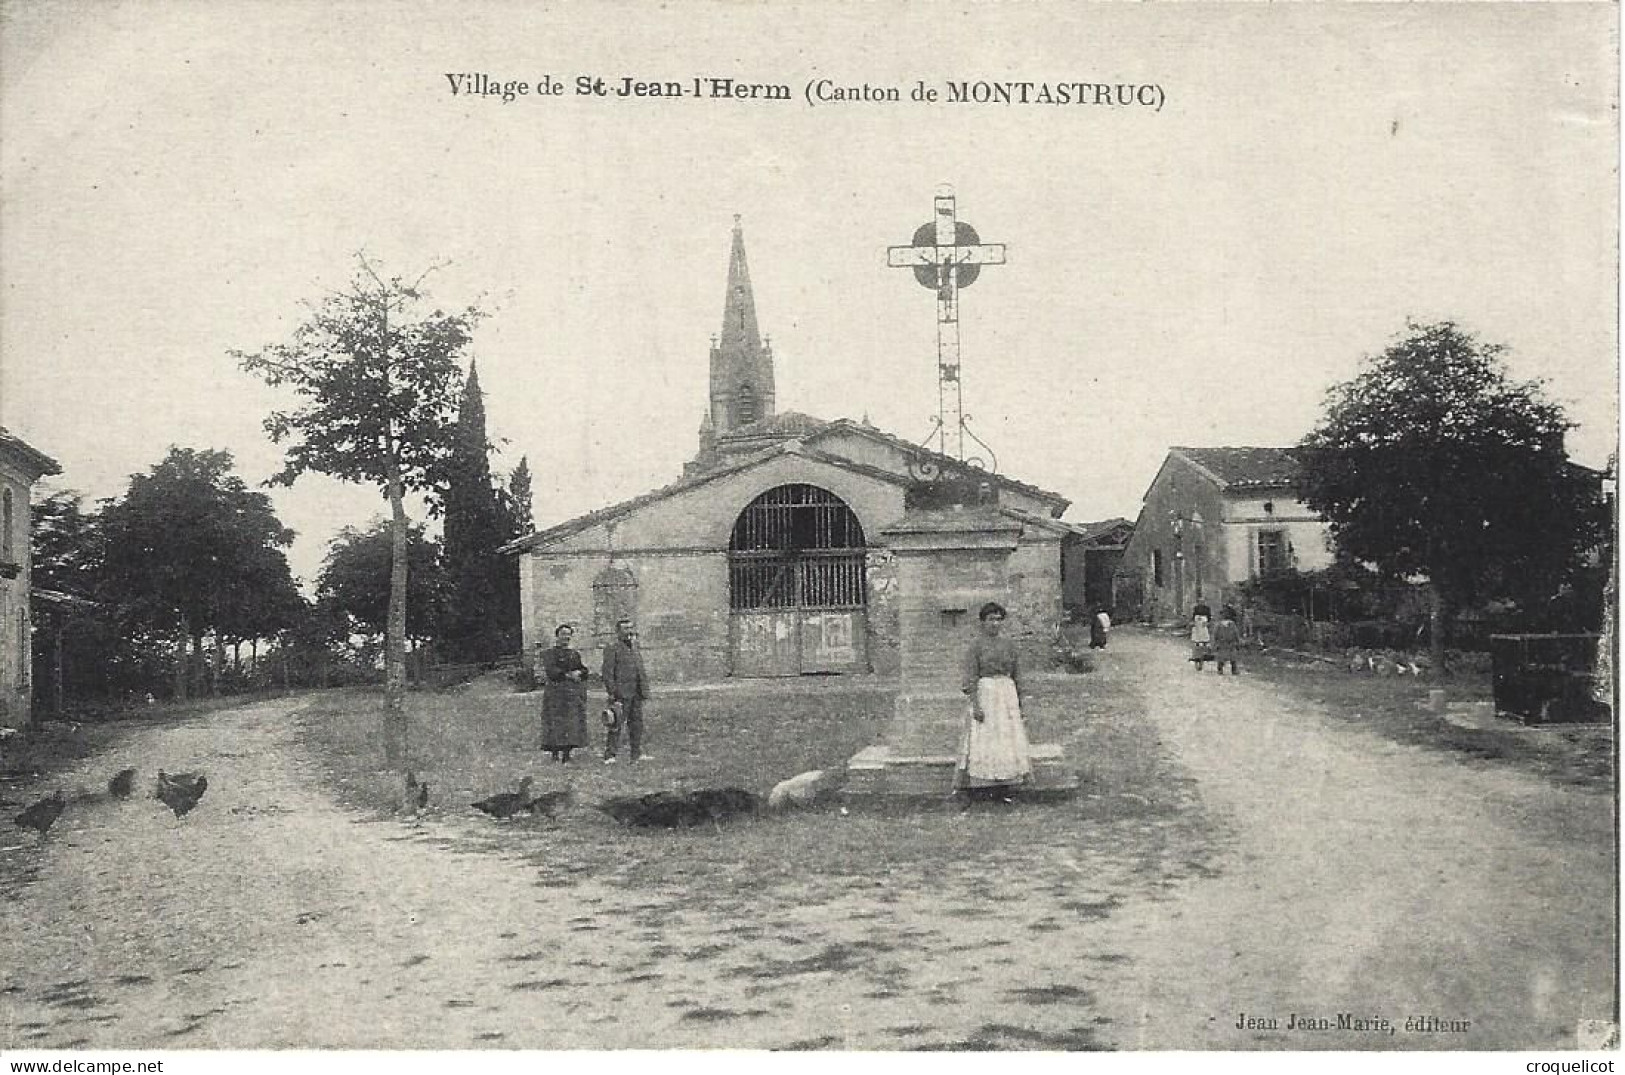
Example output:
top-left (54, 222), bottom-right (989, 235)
top-left (1212, 605), bottom-right (1242, 675)
top-left (540, 624), bottom-right (589, 763)
top-left (957, 601), bottom-right (1034, 801)
top-left (1089, 607), bottom-right (1112, 650)
top-left (601, 619), bottom-right (650, 764)
top-left (1190, 602), bottom-right (1213, 670)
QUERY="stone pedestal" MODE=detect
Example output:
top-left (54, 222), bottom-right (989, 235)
top-left (845, 500), bottom-right (1076, 798)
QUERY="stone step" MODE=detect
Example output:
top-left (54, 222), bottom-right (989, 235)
top-left (844, 741), bottom-right (1077, 798)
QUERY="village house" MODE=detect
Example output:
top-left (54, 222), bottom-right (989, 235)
top-left (1118, 447), bottom-right (1333, 623)
top-left (0, 428), bottom-right (61, 730)
top-left (501, 220), bottom-right (1072, 681)
top-left (1059, 516), bottom-right (1133, 618)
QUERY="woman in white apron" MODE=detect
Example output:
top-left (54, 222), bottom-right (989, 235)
top-left (1189, 601), bottom-right (1213, 669)
top-left (957, 601), bottom-right (1034, 800)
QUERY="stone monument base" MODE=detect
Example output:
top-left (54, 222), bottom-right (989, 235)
top-left (845, 686), bottom-right (1079, 797)
top-left (844, 741), bottom-right (1077, 798)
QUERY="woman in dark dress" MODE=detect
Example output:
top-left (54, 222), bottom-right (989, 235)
top-left (540, 624), bottom-right (589, 762)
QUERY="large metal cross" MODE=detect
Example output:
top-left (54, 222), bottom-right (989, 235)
top-left (886, 186), bottom-right (1006, 462)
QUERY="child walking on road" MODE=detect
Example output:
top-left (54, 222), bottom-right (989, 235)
top-left (1212, 605), bottom-right (1242, 675)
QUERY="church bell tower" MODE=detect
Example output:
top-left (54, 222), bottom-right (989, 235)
top-left (709, 216), bottom-right (776, 435)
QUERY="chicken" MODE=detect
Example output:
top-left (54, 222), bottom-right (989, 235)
top-left (155, 770), bottom-right (208, 818)
top-left (471, 776), bottom-right (534, 820)
top-left (597, 790), bottom-right (699, 828)
top-left (524, 787), bottom-right (574, 820)
top-left (597, 788), bottom-right (757, 829)
top-left (404, 771), bottom-right (429, 813)
top-left (108, 768), bottom-right (137, 799)
top-left (14, 789), bottom-right (65, 839)
top-left (596, 793), bottom-right (651, 826)
top-left (768, 770), bottom-right (837, 811)
top-left (687, 787), bottom-right (759, 823)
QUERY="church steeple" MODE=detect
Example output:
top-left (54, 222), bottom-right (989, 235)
top-left (709, 215), bottom-right (776, 435)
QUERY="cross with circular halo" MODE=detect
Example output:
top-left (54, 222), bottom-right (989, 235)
top-left (886, 185), bottom-right (1006, 462)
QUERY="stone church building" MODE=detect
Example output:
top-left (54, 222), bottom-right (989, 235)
top-left (503, 221), bottom-right (1071, 681)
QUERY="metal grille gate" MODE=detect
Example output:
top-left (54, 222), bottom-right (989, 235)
top-left (728, 484), bottom-right (868, 676)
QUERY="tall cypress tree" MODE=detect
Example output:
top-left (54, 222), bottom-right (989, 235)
top-left (440, 362), bottom-right (506, 662)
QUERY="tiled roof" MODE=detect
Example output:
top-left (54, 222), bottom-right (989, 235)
top-left (1069, 516), bottom-right (1134, 543)
top-left (0, 428), bottom-right (61, 480)
top-left (499, 450), bottom-right (761, 554)
top-left (718, 410), bottom-right (830, 440)
top-left (811, 419), bottom-right (1069, 513)
top-left (504, 417), bottom-right (1073, 554)
top-left (1172, 447), bottom-right (1301, 490)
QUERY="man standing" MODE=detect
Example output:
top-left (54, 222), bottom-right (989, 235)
top-left (601, 618), bottom-right (650, 763)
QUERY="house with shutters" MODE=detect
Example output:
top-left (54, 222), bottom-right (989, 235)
top-left (1118, 447), bottom-right (1334, 622)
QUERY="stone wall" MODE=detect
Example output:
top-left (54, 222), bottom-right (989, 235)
top-left (514, 452), bottom-right (1066, 683)
top-left (864, 547), bottom-right (901, 676)
top-left (1121, 454), bottom-right (1229, 623)
top-left (525, 550), bottom-right (730, 684)
top-left (1007, 535), bottom-right (1064, 668)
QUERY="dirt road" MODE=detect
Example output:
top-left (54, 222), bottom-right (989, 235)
top-left (1089, 631), bottom-right (1616, 1050)
top-left (0, 632), bottom-right (1614, 1050)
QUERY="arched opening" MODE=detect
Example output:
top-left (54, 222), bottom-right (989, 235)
top-left (728, 484), bottom-right (868, 675)
top-left (736, 383), bottom-right (757, 426)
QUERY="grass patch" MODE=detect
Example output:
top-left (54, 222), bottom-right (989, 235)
top-left (1244, 651), bottom-right (1613, 788)
top-left (294, 673), bottom-right (1222, 899)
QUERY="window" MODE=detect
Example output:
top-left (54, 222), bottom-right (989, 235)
top-left (1, 488), bottom-right (11, 561)
top-left (736, 383), bottom-right (757, 425)
top-left (1257, 529), bottom-right (1289, 576)
top-left (1152, 548), bottom-right (1165, 587)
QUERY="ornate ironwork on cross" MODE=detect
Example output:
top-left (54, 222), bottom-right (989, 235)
top-left (887, 185), bottom-right (1006, 472)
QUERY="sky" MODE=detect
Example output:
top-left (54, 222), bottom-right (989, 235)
top-left (2, 0), bottom-right (1617, 589)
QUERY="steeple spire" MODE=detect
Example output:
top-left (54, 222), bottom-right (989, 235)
top-left (708, 216), bottom-right (776, 435)
top-left (720, 215), bottom-right (762, 356)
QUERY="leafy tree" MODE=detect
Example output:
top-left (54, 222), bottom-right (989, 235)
top-left (31, 491), bottom-right (104, 598)
top-left (496, 455), bottom-right (534, 652)
top-left (316, 520), bottom-right (443, 643)
top-left (1296, 321), bottom-right (1610, 669)
top-left (237, 258), bottom-right (483, 764)
top-left (215, 544), bottom-right (308, 675)
top-left (100, 448), bottom-right (295, 698)
top-left (439, 362), bottom-right (507, 662)
top-left (505, 456), bottom-right (534, 535)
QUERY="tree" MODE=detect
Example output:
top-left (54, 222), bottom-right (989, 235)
top-left (316, 521), bottom-right (443, 645)
top-left (100, 448), bottom-right (295, 698)
top-left (215, 544), bottom-right (307, 679)
top-left (496, 456), bottom-right (534, 652)
top-left (505, 456), bottom-right (534, 536)
top-left (1296, 321), bottom-right (1609, 669)
top-left (439, 362), bottom-right (507, 663)
top-left (31, 491), bottom-right (104, 598)
top-left (237, 259), bottom-right (483, 765)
